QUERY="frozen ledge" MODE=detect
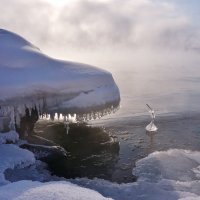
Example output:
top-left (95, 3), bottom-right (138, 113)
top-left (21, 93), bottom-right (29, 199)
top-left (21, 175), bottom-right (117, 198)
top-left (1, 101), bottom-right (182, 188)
top-left (0, 29), bottom-right (120, 114)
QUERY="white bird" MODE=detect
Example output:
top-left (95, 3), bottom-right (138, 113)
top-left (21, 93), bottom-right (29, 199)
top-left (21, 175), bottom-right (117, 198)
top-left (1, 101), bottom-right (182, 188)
top-left (146, 104), bottom-right (158, 132)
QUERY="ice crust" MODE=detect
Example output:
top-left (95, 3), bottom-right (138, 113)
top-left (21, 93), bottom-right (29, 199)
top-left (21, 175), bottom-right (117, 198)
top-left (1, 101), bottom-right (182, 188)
top-left (0, 131), bottom-right (19, 144)
top-left (0, 29), bottom-right (120, 113)
top-left (1, 146), bottom-right (200, 200)
top-left (0, 144), bottom-right (35, 185)
top-left (0, 181), bottom-right (112, 200)
top-left (71, 149), bottom-right (200, 200)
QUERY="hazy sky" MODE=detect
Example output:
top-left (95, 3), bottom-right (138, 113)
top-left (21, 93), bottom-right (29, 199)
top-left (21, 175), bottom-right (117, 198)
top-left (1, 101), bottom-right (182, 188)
top-left (1, 0), bottom-right (200, 70)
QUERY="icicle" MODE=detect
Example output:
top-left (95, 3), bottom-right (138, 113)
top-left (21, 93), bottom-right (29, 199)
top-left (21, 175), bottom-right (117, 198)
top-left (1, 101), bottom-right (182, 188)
top-left (71, 114), bottom-right (76, 123)
top-left (47, 114), bottom-right (51, 120)
top-left (54, 113), bottom-right (59, 121)
top-left (9, 107), bottom-right (15, 130)
top-left (64, 117), bottom-right (70, 134)
top-left (59, 113), bottom-right (64, 121)
top-left (68, 114), bottom-right (72, 122)
top-left (82, 114), bottom-right (87, 121)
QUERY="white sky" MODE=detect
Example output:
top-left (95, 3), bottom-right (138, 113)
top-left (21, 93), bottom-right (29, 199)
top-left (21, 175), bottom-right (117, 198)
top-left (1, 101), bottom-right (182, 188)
top-left (43, 0), bottom-right (73, 6)
top-left (0, 0), bottom-right (200, 71)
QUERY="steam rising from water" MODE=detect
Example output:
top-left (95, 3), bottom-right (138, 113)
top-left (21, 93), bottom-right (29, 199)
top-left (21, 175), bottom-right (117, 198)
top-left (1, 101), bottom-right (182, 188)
top-left (1, 0), bottom-right (200, 118)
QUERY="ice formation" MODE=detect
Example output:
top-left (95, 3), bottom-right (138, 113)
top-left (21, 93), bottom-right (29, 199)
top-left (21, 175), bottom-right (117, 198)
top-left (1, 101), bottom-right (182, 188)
top-left (0, 181), bottom-right (112, 200)
top-left (70, 149), bottom-right (200, 200)
top-left (0, 144), bottom-right (35, 185)
top-left (0, 29), bottom-right (120, 132)
top-left (0, 131), bottom-right (19, 144)
top-left (0, 142), bottom-right (200, 199)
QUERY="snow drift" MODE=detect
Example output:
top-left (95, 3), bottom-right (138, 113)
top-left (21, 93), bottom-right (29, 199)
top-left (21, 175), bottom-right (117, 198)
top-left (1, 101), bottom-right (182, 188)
top-left (71, 149), bottom-right (200, 200)
top-left (0, 181), bottom-right (112, 200)
top-left (0, 131), bottom-right (19, 144)
top-left (0, 144), bottom-right (35, 185)
top-left (0, 29), bottom-right (120, 114)
top-left (1, 147), bottom-right (200, 200)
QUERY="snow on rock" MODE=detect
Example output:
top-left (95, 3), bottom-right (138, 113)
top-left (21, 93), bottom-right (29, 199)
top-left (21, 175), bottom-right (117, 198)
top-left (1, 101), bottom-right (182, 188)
top-left (0, 144), bottom-right (35, 185)
top-left (0, 29), bottom-right (120, 114)
top-left (0, 180), bottom-right (113, 200)
top-left (133, 149), bottom-right (200, 182)
top-left (61, 84), bottom-right (119, 109)
top-left (0, 148), bottom-right (200, 199)
top-left (70, 149), bottom-right (200, 200)
top-left (0, 131), bottom-right (19, 144)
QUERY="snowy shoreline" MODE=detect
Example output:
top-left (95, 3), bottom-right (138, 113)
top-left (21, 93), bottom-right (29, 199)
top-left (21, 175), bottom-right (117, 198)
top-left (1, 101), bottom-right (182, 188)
top-left (1, 29), bottom-right (200, 199)
top-left (1, 131), bottom-right (200, 200)
top-left (0, 29), bottom-right (120, 136)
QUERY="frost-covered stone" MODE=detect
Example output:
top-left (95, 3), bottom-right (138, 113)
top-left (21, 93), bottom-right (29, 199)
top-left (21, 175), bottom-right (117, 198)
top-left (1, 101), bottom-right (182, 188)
top-left (0, 180), bottom-right (113, 200)
top-left (0, 131), bottom-right (19, 144)
top-left (0, 29), bottom-right (120, 115)
top-left (0, 144), bottom-right (35, 185)
top-left (0, 146), bottom-right (200, 199)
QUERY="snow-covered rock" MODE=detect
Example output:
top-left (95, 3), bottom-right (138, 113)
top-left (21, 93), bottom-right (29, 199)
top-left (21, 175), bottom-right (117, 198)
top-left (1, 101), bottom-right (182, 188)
top-left (0, 180), bottom-right (112, 200)
top-left (70, 149), bottom-right (200, 200)
top-left (20, 143), bottom-right (68, 161)
top-left (133, 149), bottom-right (200, 182)
top-left (1, 146), bottom-right (200, 200)
top-left (0, 144), bottom-right (35, 185)
top-left (0, 131), bottom-right (19, 144)
top-left (0, 29), bottom-right (120, 115)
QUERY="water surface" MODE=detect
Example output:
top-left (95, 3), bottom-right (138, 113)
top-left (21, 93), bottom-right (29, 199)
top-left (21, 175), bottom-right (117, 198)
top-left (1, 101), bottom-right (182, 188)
top-left (90, 64), bottom-right (200, 182)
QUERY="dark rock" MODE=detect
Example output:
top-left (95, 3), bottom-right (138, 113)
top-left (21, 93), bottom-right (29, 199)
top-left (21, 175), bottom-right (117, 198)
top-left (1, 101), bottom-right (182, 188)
top-left (26, 135), bottom-right (56, 146)
top-left (33, 122), bottom-right (120, 180)
top-left (20, 143), bottom-right (68, 163)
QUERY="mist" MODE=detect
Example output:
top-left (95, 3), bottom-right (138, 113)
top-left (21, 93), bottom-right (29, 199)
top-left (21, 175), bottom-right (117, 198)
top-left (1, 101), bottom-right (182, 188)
top-left (1, 0), bottom-right (200, 68)
top-left (1, 0), bottom-right (200, 109)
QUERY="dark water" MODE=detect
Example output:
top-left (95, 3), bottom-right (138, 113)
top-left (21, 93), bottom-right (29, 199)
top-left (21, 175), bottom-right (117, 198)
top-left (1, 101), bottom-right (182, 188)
top-left (34, 122), bottom-right (124, 182)
top-left (36, 65), bottom-right (200, 183)
top-left (89, 65), bottom-right (200, 182)
top-left (91, 113), bottom-right (200, 182)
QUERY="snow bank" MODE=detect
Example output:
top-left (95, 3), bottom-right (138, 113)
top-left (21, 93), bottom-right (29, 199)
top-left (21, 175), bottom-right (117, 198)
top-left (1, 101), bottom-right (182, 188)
top-left (71, 149), bottom-right (200, 200)
top-left (0, 180), bottom-right (112, 200)
top-left (0, 131), bottom-right (19, 144)
top-left (61, 84), bottom-right (119, 108)
top-left (0, 147), bottom-right (200, 199)
top-left (0, 144), bottom-right (35, 185)
top-left (0, 29), bottom-right (120, 114)
top-left (133, 149), bottom-right (200, 182)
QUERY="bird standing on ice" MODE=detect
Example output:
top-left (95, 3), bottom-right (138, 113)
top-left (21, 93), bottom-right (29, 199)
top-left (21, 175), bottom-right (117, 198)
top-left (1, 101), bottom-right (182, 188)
top-left (146, 104), bottom-right (158, 132)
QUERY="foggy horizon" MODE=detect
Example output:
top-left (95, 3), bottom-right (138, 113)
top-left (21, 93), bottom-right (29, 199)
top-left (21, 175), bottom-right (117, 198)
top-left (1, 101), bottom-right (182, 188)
top-left (1, 0), bottom-right (200, 73)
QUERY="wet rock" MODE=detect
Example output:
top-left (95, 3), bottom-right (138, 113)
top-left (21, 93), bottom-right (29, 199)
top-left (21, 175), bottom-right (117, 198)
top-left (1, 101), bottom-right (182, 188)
top-left (34, 122), bottom-right (120, 180)
top-left (20, 143), bottom-right (68, 163)
top-left (26, 135), bottom-right (56, 146)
